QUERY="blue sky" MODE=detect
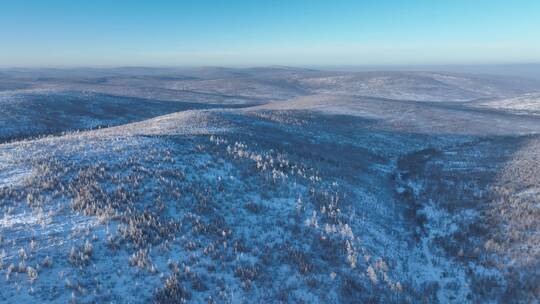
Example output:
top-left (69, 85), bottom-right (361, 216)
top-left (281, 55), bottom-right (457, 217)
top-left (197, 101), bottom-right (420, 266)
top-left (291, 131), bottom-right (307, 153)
top-left (1, 0), bottom-right (539, 67)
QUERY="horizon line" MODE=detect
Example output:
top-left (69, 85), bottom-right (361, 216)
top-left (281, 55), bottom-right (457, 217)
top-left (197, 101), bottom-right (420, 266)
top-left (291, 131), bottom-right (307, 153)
top-left (2, 62), bottom-right (540, 70)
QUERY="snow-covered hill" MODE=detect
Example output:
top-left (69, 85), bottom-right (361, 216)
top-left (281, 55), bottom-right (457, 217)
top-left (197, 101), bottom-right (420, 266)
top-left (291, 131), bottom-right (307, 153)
top-left (470, 93), bottom-right (540, 116)
top-left (297, 71), bottom-right (540, 101)
top-left (1, 67), bottom-right (540, 303)
top-left (0, 91), bottom-right (245, 143)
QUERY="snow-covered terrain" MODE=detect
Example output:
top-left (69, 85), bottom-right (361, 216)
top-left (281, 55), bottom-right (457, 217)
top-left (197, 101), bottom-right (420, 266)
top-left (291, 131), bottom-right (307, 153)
top-left (1, 67), bottom-right (540, 303)
top-left (0, 90), bottom-right (250, 142)
top-left (469, 93), bottom-right (540, 116)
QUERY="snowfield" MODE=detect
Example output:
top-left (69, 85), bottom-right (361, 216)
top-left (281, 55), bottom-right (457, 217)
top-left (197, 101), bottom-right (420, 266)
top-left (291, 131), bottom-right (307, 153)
top-left (470, 92), bottom-right (540, 116)
top-left (0, 67), bottom-right (540, 303)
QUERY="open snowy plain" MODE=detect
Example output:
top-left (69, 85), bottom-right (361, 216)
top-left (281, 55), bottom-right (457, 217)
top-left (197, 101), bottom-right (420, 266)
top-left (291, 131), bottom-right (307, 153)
top-left (1, 67), bottom-right (540, 303)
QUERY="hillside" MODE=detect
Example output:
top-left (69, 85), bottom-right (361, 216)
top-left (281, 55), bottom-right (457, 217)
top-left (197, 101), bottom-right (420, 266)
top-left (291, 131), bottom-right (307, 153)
top-left (0, 67), bottom-right (540, 303)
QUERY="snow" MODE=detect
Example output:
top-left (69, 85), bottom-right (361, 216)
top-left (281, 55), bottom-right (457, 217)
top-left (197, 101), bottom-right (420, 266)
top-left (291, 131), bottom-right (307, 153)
top-left (1, 66), bottom-right (540, 302)
top-left (472, 92), bottom-right (540, 116)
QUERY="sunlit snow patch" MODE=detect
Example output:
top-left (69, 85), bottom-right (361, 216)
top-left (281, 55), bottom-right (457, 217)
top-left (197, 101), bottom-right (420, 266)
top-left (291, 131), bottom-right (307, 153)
top-left (0, 167), bottom-right (30, 187)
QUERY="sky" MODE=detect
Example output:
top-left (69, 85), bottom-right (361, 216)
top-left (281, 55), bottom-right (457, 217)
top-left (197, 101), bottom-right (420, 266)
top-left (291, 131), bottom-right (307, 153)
top-left (1, 0), bottom-right (539, 68)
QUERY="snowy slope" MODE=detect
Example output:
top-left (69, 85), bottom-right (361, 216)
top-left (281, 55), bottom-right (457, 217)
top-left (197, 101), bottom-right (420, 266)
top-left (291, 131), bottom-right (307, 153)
top-left (297, 71), bottom-right (540, 101)
top-left (0, 90), bottom-right (243, 142)
top-left (1, 67), bottom-right (540, 303)
top-left (470, 93), bottom-right (540, 116)
top-left (251, 94), bottom-right (540, 135)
